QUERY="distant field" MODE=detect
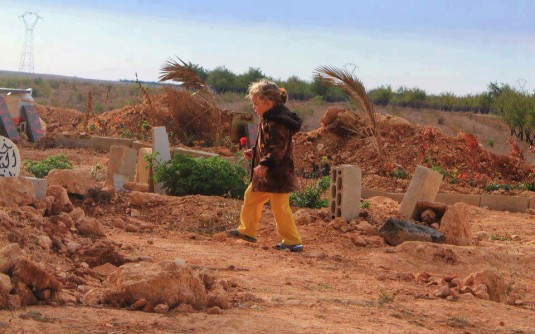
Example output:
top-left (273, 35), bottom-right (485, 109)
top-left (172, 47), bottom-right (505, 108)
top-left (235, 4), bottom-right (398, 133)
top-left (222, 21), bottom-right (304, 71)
top-left (2, 70), bottom-right (533, 164)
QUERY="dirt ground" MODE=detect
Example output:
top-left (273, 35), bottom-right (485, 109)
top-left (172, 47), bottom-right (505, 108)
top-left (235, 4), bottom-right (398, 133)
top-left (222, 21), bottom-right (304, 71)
top-left (1, 104), bottom-right (535, 333)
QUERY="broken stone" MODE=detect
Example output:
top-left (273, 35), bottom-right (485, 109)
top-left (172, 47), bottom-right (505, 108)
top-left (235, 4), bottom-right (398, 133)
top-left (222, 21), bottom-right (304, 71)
top-left (213, 232), bottom-right (227, 242)
top-left (463, 269), bottom-right (505, 302)
top-left (379, 219), bottom-right (446, 246)
top-left (123, 182), bottom-right (149, 193)
top-left (328, 217), bottom-right (347, 230)
top-left (433, 285), bottom-right (451, 298)
top-left (294, 209), bottom-right (312, 225)
top-left (439, 202), bottom-right (472, 246)
top-left (46, 168), bottom-right (94, 196)
top-left (0, 177), bottom-right (36, 207)
top-left (46, 185), bottom-right (74, 215)
top-left (76, 218), bottom-right (106, 237)
top-left (37, 235), bottom-right (53, 251)
top-left (0, 243), bottom-right (23, 274)
top-left (154, 303), bottom-right (170, 313)
top-left (207, 306), bottom-right (223, 314)
top-left (12, 257), bottom-right (62, 291)
top-left (112, 218), bottom-right (126, 229)
top-left (420, 209), bottom-right (437, 224)
top-left (350, 234), bottom-right (367, 247)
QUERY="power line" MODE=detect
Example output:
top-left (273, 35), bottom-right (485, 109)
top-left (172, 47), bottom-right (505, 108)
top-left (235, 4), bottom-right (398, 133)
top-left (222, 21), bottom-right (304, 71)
top-left (19, 12), bottom-right (43, 73)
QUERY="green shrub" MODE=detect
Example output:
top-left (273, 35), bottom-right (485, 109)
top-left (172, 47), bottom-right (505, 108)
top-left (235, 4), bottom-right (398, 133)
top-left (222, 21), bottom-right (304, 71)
top-left (360, 201), bottom-right (370, 209)
top-left (290, 176), bottom-right (330, 208)
top-left (390, 167), bottom-right (408, 179)
top-left (23, 154), bottom-right (73, 178)
top-left (150, 153), bottom-right (248, 198)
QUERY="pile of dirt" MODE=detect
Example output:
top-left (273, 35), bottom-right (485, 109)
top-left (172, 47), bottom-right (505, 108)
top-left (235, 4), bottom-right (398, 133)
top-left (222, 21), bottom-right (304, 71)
top-left (35, 105), bottom-right (83, 134)
top-left (293, 107), bottom-right (535, 194)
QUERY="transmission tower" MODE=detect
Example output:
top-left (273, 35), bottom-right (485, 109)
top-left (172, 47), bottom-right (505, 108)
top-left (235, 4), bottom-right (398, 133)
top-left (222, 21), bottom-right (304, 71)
top-left (19, 12), bottom-right (43, 73)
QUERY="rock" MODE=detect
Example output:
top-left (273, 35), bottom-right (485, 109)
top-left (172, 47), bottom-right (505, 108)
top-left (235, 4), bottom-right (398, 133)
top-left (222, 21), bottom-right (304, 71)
top-left (76, 218), bottom-right (106, 237)
top-left (112, 218), bottom-right (126, 229)
top-left (208, 287), bottom-right (230, 309)
top-left (175, 303), bottom-right (195, 313)
top-left (131, 298), bottom-right (148, 310)
top-left (35, 289), bottom-right (53, 301)
top-left (439, 203), bottom-right (472, 246)
top-left (102, 259), bottom-right (208, 309)
top-left (79, 240), bottom-right (127, 267)
top-left (37, 235), bottom-right (53, 250)
top-left (526, 208), bottom-right (535, 215)
top-left (125, 224), bottom-right (140, 232)
top-left (0, 243), bottom-right (23, 274)
top-left (213, 232), bottom-right (227, 242)
top-left (431, 223), bottom-right (440, 230)
top-left (92, 206), bottom-right (104, 216)
top-left (0, 273), bottom-right (12, 307)
top-left (451, 278), bottom-right (462, 288)
top-left (66, 241), bottom-right (82, 253)
top-left (199, 212), bottom-right (218, 223)
top-left (350, 234), bottom-right (367, 247)
top-left (433, 285), bottom-right (451, 298)
top-left (14, 281), bottom-right (37, 306)
top-left (294, 209), bottom-right (312, 225)
top-left (7, 295), bottom-right (21, 310)
top-left (53, 212), bottom-right (75, 230)
top-left (46, 185), bottom-right (74, 215)
top-left (207, 306), bottom-right (223, 314)
top-left (420, 209), bottom-right (437, 224)
top-left (357, 221), bottom-right (377, 235)
top-left (143, 303), bottom-right (154, 312)
top-left (93, 263), bottom-right (119, 277)
top-left (379, 219), bottom-right (446, 246)
top-left (154, 303), bottom-right (170, 313)
top-left (12, 257), bottom-right (62, 291)
top-left (129, 191), bottom-right (160, 207)
top-left (0, 210), bottom-right (17, 228)
top-left (130, 209), bottom-right (141, 218)
top-left (463, 269), bottom-right (505, 302)
top-left (364, 236), bottom-right (385, 246)
top-left (198, 270), bottom-right (216, 289)
top-left (46, 168), bottom-right (94, 196)
top-left (328, 217), bottom-right (347, 230)
top-left (0, 177), bottom-right (36, 207)
top-left (123, 182), bottom-right (149, 192)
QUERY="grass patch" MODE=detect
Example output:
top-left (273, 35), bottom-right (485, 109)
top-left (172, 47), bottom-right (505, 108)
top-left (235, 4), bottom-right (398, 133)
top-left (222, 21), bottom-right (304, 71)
top-left (447, 316), bottom-right (469, 328)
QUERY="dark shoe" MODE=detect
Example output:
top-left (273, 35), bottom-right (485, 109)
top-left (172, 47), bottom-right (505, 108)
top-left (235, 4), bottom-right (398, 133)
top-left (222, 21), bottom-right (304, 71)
top-left (273, 242), bottom-right (303, 252)
top-left (225, 229), bottom-right (257, 243)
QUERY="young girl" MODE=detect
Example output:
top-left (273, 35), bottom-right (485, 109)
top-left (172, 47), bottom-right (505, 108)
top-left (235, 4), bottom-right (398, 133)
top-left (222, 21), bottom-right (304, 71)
top-left (226, 79), bottom-right (303, 252)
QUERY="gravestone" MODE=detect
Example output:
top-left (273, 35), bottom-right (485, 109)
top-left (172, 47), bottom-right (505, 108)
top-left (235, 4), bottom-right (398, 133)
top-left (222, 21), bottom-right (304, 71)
top-left (245, 123), bottom-right (258, 149)
top-left (0, 136), bottom-right (21, 177)
top-left (152, 127), bottom-right (171, 195)
top-left (20, 103), bottom-right (44, 143)
top-left (329, 165), bottom-right (361, 220)
top-left (399, 165), bottom-right (443, 219)
top-left (0, 97), bottom-right (20, 141)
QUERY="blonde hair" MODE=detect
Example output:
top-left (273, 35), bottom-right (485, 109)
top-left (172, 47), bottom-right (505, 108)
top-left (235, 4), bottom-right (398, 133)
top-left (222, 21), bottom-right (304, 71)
top-left (246, 79), bottom-right (288, 105)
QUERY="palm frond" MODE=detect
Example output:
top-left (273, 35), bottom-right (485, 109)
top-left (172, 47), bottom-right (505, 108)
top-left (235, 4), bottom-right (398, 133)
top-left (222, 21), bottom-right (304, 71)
top-left (314, 65), bottom-right (385, 168)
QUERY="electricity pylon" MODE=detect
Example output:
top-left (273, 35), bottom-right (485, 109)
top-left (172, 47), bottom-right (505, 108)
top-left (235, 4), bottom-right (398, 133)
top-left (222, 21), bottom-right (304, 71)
top-left (19, 12), bottom-right (43, 73)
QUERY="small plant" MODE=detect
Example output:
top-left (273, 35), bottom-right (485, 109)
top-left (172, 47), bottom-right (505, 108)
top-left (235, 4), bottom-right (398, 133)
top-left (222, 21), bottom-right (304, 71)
top-left (377, 288), bottom-right (394, 306)
top-left (360, 201), bottom-right (370, 209)
top-left (290, 176), bottom-right (330, 208)
top-left (447, 316), bottom-right (469, 328)
top-left (390, 167), bottom-right (408, 179)
top-left (119, 126), bottom-right (134, 139)
top-left (486, 138), bottom-right (494, 148)
top-left (431, 165), bottom-right (447, 176)
top-left (489, 234), bottom-right (507, 241)
top-left (23, 154), bottom-right (73, 178)
top-left (150, 153), bottom-right (248, 198)
top-left (90, 162), bottom-right (105, 181)
top-left (449, 168), bottom-right (459, 184)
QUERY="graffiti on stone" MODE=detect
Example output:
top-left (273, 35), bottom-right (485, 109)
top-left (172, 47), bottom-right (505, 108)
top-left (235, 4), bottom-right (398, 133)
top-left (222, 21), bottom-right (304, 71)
top-left (0, 136), bottom-right (21, 177)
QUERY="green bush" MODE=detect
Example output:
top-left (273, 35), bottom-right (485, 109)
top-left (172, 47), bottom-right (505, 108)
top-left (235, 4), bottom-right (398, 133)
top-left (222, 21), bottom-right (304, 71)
top-left (150, 153), bottom-right (248, 198)
top-left (23, 154), bottom-right (73, 178)
top-left (290, 176), bottom-right (330, 208)
top-left (390, 167), bottom-right (408, 179)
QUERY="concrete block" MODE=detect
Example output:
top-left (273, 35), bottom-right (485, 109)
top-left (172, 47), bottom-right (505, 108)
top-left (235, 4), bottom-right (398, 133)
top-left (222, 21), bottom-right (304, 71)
top-left (435, 193), bottom-right (481, 207)
top-left (172, 147), bottom-right (218, 158)
top-left (136, 148), bottom-right (152, 185)
top-left (399, 165), bottom-right (443, 219)
top-left (91, 136), bottom-right (134, 151)
top-left (152, 127), bottom-right (172, 195)
top-left (132, 140), bottom-right (152, 151)
top-left (107, 146), bottom-right (137, 183)
top-left (22, 176), bottom-right (47, 199)
top-left (329, 165), bottom-right (361, 220)
top-left (480, 194), bottom-right (529, 213)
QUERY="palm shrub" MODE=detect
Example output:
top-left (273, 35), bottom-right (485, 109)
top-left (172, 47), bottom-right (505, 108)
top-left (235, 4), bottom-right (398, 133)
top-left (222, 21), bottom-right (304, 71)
top-left (150, 153), bottom-right (248, 198)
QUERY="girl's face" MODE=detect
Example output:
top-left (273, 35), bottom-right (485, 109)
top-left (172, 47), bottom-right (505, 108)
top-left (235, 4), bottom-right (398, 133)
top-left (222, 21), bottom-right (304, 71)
top-left (252, 95), bottom-right (273, 117)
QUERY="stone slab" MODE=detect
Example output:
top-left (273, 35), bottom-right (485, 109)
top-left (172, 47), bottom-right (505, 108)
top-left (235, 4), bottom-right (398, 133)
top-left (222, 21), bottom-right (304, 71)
top-left (434, 193), bottom-right (481, 207)
top-left (91, 136), bottom-right (134, 151)
top-left (22, 176), bottom-right (47, 199)
top-left (132, 141), bottom-right (152, 151)
top-left (107, 146), bottom-right (137, 183)
top-left (53, 133), bottom-right (92, 148)
top-left (0, 136), bottom-right (21, 177)
top-left (152, 127), bottom-right (171, 195)
top-left (480, 194), bottom-right (529, 213)
top-left (399, 165), bottom-right (443, 219)
top-left (136, 148), bottom-right (153, 185)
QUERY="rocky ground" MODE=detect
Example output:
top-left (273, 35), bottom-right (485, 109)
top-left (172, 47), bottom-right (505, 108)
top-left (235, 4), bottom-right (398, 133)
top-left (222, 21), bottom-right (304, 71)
top-left (0, 103), bottom-right (534, 333)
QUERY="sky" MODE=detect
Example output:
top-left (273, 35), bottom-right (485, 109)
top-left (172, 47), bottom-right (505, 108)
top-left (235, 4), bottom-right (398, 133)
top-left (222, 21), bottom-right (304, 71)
top-left (1, 0), bottom-right (534, 95)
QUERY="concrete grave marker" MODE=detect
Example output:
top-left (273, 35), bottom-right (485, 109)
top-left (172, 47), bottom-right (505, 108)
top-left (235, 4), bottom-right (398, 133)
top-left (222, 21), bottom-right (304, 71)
top-left (399, 165), bottom-right (443, 219)
top-left (0, 97), bottom-right (20, 141)
top-left (107, 146), bottom-right (137, 184)
top-left (245, 123), bottom-right (258, 149)
top-left (20, 103), bottom-right (44, 143)
top-left (152, 127), bottom-right (171, 194)
top-left (0, 136), bottom-right (21, 177)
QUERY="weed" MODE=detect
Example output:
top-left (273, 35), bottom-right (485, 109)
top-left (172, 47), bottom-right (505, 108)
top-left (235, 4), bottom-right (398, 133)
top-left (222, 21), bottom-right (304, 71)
top-left (486, 138), bottom-right (495, 147)
top-left (377, 288), bottom-right (394, 306)
top-left (489, 234), bottom-right (507, 241)
top-left (90, 163), bottom-right (105, 181)
top-left (19, 311), bottom-right (53, 323)
top-left (290, 176), bottom-right (330, 208)
top-left (390, 167), bottom-right (408, 179)
top-left (23, 154), bottom-right (73, 178)
top-left (447, 316), bottom-right (469, 328)
top-left (360, 201), bottom-right (370, 209)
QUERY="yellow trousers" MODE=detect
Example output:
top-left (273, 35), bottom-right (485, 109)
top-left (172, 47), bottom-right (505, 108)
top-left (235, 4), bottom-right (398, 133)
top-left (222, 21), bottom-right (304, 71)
top-left (237, 183), bottom-right (302, 245)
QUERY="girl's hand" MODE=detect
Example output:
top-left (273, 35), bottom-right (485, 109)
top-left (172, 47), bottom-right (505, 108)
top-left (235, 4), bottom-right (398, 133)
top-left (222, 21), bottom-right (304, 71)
top-left (254, 165), bottom-right (268, 178)
top-left (243, 149), bottom-right (253, 160)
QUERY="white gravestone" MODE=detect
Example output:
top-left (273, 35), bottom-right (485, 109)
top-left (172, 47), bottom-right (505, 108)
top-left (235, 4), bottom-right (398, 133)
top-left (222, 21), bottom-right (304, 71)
top-left (0, 136), bottom-right (21, 177)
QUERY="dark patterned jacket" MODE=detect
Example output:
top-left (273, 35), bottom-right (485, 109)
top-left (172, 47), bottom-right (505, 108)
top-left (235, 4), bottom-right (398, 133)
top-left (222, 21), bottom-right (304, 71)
top-left (251, 104), bottom-right (302, 193)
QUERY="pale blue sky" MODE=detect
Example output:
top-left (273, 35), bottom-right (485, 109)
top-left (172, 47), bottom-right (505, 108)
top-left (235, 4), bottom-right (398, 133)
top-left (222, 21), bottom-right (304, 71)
top-left (1, 0), bottom-right (534, 95)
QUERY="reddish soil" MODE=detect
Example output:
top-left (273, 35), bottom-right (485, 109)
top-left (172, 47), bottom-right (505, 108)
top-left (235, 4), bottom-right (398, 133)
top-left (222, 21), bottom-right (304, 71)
top-left (3, 103), bottom-right (533, 333)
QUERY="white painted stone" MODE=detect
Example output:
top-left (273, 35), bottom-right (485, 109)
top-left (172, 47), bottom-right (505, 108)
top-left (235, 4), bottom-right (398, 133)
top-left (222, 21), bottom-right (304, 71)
top-left (22, 177), bottom-right (47, 199)
top-left (0, 136), bottom-right (21, 177)
top-left (152, 127), bottom-right (171, 195)
top-left (399, 165), bottom-right (443, 219)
